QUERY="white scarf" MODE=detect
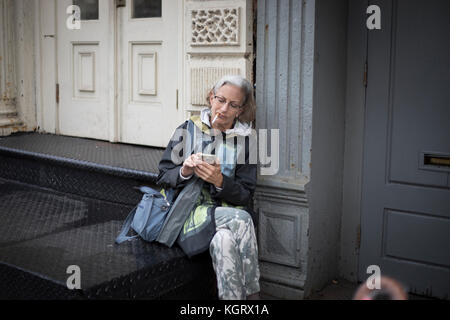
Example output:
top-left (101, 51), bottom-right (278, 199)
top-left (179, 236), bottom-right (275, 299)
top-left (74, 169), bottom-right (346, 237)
top-left (200, 108), bottom-right (253, 137)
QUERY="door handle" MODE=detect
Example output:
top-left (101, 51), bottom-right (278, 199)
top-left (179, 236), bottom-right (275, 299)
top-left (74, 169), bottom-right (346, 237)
top-left (116, 0), bottom-right (126, 8)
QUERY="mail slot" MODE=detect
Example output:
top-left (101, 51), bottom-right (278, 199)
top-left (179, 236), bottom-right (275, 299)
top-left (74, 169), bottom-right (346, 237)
top-left (420, 152), bottom-right (450, 173)
top-left (423, 154), bottom-right (450, 167)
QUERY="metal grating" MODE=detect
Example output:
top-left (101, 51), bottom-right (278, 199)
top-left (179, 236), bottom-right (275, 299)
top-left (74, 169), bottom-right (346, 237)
top-left (0, 180), bottom-right (216, 299)
top-left (0, 132), bottom-right (164, 178)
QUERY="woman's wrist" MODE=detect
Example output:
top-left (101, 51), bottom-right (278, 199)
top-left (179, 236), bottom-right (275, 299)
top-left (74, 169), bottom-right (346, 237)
top-left (214, 174), bottom-right (224, 188)
top-left (180, 166), bottom-right (193, 179)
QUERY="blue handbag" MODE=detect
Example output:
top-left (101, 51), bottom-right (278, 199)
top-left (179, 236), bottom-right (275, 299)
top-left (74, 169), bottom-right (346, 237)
top-left (115, 119), bottom-right (201, 246)
top-left (115, 186), bottom-right (175, 244)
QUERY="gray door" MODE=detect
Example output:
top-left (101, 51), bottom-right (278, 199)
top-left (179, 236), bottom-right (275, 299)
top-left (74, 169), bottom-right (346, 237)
top-left (359, 0), bottom-right (450, 299)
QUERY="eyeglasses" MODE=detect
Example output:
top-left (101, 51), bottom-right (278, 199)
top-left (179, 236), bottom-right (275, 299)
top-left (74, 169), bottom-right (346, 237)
top-left (213, 95), bottom-right (243, 109)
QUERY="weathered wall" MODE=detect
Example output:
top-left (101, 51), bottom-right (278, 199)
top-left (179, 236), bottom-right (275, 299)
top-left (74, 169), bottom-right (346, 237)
top-left (13, 0), bottom-right (37, 132)
top-left (36, 0), bottom-right (57, 134)
top-left (0, 0), bottom-right (16, 104)
top-left (255, 0), bottom-right (315, 299)
top-left (339, 0), bottom-right (368, 283)
top-left (0, 0), bottom-right (37, 135)
top-left (304, 0), bottom-right (348, 296)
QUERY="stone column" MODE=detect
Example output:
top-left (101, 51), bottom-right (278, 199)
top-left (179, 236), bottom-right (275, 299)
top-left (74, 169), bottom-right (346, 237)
top-left (255, 0), bottom-right (315, 299)
top-left (0, 0), bottom-right (16, 105)
top-left (0, 0), bottom-right (21, 135)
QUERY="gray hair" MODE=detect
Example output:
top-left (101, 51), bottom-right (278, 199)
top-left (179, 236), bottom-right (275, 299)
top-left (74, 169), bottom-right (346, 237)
top-left (208, 75), bottom-right (256, 124)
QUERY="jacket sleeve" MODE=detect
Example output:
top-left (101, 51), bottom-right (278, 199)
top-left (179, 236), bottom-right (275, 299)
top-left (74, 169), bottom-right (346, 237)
top-left (210, 135), bottom-right (257, 207)
top-left (156, 121), bottom-right (192, 189)
top-left (210, 163), bottom-right (257, 207)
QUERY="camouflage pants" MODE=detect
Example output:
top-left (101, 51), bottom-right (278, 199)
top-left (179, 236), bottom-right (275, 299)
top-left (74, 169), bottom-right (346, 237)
top-left (209, 207), bottom-right (260, 300)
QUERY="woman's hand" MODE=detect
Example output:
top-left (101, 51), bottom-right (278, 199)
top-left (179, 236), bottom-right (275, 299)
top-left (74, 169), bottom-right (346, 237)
top-left (181, 153), bottom-right (202, 177)
top-left (194, 158), bottom-right (223, 188)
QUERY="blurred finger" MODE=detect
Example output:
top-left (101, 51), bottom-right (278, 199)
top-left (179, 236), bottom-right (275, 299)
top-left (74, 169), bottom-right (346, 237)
top-left (198, 163), bottom-right (215, 175)
top-left (194, 167), bottom-right (207, 180)
top-left (183, 158), bottom-right (194, 168)
top-left (195, 164), bottom-right (208, 176)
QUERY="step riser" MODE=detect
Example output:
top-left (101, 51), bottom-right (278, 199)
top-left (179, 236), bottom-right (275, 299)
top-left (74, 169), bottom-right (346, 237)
top-left (0, 124), bottom-right (26, 137)
top-left (0, 152), bottom-right (159, 205)
top-left (0, 111), bottom-right (18, 117)
top-left (0, 118), bottom-right (21, 126)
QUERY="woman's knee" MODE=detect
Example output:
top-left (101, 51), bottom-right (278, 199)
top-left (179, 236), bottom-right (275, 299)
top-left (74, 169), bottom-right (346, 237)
top-left (232, 209), bottom-right (253, 225)
top-left (214, 207), bottom-right (255, 238)
top-left (210, 229), bottom-right (236, 254)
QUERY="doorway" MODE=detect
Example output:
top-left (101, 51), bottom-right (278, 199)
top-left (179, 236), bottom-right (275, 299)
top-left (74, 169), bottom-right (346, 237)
top-left (56, 0), bottom-right (182, 147)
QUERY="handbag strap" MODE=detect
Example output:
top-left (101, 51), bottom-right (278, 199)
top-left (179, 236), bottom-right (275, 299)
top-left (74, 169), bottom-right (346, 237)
top-left (115, 206), bottom-right (139, 244)
top-left (139, 186), bottom-right (163, 197)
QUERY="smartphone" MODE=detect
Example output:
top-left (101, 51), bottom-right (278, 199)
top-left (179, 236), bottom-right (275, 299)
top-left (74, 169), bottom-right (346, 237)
top-left (200, 153), bottom-right (217, 165)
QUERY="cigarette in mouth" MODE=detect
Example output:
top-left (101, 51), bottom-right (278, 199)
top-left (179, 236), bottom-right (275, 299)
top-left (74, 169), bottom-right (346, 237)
top-left (212, 114), bottom-right (218, 125)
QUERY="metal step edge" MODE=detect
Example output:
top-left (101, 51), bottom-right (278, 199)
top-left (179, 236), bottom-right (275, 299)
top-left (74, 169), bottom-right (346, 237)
top-left (0, 145), bottom-right (159, 183)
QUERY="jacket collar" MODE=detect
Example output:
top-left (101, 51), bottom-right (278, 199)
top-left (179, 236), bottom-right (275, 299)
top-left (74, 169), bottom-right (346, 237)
top-left (191, 108), bottom-right (252, 137)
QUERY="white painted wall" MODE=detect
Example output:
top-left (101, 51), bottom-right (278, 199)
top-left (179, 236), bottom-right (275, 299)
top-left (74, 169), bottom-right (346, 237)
top-left (0, 0), bottom-right (37, 135)
top-left (37, 0), bottom-right (57, 134)
top-left (13, 0), bottom-right (37, 132)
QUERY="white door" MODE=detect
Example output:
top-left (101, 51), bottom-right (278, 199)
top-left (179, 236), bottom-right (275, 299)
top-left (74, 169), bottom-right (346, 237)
top-left (57, 0), bottom-right (114, 140)
top-left (117, 0), bottom-right (181, 147)
top-left (56, 0), bottom-right (181, 146)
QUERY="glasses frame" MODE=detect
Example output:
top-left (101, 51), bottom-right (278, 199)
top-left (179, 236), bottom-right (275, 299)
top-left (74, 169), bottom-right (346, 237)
top-left (213, 95), bottom-right (243, 109)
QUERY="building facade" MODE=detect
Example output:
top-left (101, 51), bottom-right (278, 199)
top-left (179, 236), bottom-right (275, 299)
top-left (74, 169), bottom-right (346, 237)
top-left (0, 0), bottom-right (449, 299)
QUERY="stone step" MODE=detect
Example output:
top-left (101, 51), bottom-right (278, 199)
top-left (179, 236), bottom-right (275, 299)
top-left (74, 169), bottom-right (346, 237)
top-left (0, 132), bottom-right (163, 205)
top-left (0, 108), bottom-right (18, 117)
top-left (0, 132), bottom-right (217, 300)
top-left (0, 119), bottom-right (25, 137)
top-left (0, 116), bottom-right (22, 127)
top-left (0, 178), bottom-right (216, 299)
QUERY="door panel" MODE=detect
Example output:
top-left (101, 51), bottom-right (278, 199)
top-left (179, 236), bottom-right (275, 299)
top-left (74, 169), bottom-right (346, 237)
top-left (118, 0), bottom-right (181, 147)
top-left (57, 0), bottom-right (113, 140)
top-left (359, 0), bottom-right (450, 298)
top-left (389, 0), bottom-right (450, 188)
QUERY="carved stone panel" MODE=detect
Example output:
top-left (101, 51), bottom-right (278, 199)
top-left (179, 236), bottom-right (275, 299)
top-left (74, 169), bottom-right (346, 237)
top-left (190, 67), bottom-right (241, 105)
top-left (191, 7), bottom-right (240, 46)
top-left (185, 55), bottom-right (251, 112)
top-left (185, 0), bottom-right (252, 54)
top-left (258, 202), bottom-right (306, 268)
top-left (183, 0), bottom-right (253, 114)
